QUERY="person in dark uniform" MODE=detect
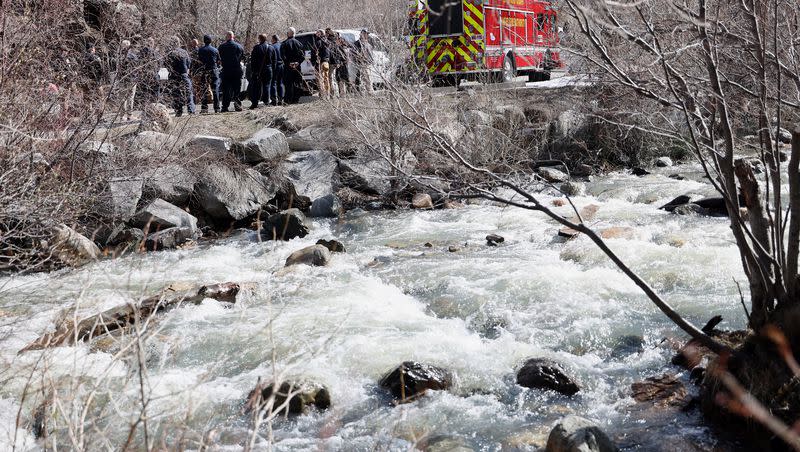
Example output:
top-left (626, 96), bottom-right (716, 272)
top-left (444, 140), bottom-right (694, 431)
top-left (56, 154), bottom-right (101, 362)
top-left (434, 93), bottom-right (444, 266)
top-left (270, 34), bottom-right (284, 106)
top-left (197, 34), bottom-right (221, 113)
top-left (165, 36), bottom-right (195, 116)
top-left (137, 38), bottom-right (161, 105)
top-left (218, 31), bottom-right (244, 112)
top-left (248, 34), bottom-right (275, 109)
top-left (281, 27), bottom-right (306, 105)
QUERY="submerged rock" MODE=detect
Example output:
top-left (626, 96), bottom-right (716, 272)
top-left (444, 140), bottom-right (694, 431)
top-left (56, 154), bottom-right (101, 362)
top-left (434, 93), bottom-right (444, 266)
top-left (285, 245), bottom-right (331, 267)
top-left (546, 416), bottom-right (618, 452)
top-left (246, 381), bottom-right (331, 415)
top-left (262, 209), bottom-right (309, 241)
top-left (422, 435), bottom-right (476, 452)
top-left (516, 358), bottom-right (580, 396)
top-left (673, 203), bottom-right (708, 216)
top-left (631, 374), bottom-right (690, 407)
top-left (380, 362), bottom-right (453, 403)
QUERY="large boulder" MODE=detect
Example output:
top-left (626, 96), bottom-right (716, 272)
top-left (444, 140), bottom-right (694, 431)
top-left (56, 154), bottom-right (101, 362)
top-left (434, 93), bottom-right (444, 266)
top-left (262, 209), bottom-right (309, 241)
top-left (130, 198), bottom-right (198, 235)
top-left (338, 151), bottom-right (417, 196)
top-left (516, 358), bottom-right (580, 396)
top-left (186, 135), bottom-right (232, 156)
top-left (141, 164), bottom-right (197, 207)
top-left (310, 194), bottom-right (342, 218)
top-left (98, 177), bottom-right (143, 220)
top-left (284, 244), bottom-right (331, 267)
top-left (287, 125), bottom-right (355, 152)
top-left (546, 416), bottom-right (618, 452)
top-left (194, 164), bottom-right (277, 221)
top-left (379, 362), bottom-right (453, 403)
top-left (234, 127), bottom-right (290, 164)
top-left (246, 381), bottom-right (331, 415)
top-left (50, 224), bottom-right (101, 267)
top-left (283, 150), bottom-right (340, 201)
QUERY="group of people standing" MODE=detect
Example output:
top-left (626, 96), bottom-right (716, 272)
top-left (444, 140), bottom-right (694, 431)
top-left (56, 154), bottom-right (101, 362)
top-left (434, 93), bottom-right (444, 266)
top-left (107, 27), bottom-right (377, 119)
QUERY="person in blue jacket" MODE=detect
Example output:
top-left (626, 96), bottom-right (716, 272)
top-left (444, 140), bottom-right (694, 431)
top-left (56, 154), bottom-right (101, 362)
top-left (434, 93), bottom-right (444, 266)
top-left (218, 31), bottom-right (244, 112)
top-left (197, 34), bottom-right (221, 113)
top-left (270, 34), bottom-right (285, 106)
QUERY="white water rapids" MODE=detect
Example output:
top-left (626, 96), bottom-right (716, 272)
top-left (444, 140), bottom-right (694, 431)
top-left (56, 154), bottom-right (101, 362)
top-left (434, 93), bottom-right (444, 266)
top-left (0, 167), bottom-right (748, 450)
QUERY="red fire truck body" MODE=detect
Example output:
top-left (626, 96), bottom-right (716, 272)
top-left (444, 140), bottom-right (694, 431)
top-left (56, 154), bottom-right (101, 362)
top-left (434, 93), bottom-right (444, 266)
top-left (408, 0), bottom-right (562, 81)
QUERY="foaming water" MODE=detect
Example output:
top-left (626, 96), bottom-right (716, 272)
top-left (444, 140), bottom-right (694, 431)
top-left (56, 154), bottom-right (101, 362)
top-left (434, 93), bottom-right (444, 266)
top-left (0, 168), bottom-right (748, 450)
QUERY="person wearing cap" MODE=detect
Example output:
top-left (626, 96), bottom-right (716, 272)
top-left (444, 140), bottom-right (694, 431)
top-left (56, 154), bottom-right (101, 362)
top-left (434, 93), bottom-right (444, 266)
top-left (197, 34), bottom-right (221, 113)
top-left (281, 27), bottom-right (306, 104)
top-left (164, 36), bottom-right (196, 116)
top-left (313, 29), bottom-right (331, 99)
top-left (270, 34), bottom-right (284, 105)
top-left (218, 31), bottom-right (244, 112)
top-left (137, 37), bottom-right (161, 105)
top-left (354, 29), bottom-right (374, 94)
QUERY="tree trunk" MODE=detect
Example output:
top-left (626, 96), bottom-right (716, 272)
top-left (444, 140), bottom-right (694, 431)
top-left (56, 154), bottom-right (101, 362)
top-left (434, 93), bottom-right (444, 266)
top-left (787, 125), bottom-right (800, 300)
top-left (243, 0), bottom-right (256, 49)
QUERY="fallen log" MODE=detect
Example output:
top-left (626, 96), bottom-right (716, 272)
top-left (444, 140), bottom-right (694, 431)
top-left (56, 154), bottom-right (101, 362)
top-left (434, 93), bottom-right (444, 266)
top-left (20, 282), bottom-right (240, 353)
top-left (557, 204), bottom-right (600, 238)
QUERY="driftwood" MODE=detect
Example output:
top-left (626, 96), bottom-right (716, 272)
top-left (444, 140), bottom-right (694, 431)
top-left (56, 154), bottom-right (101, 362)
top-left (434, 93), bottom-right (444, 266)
top-left (558, 204), bottom-right (600, 238)
top-left (20, 282), bottom-right (240, 353)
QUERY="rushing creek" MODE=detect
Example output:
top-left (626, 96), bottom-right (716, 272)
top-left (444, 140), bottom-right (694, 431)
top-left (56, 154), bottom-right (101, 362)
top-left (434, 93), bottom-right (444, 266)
top-left (0, 167), bottom-right (748, 450)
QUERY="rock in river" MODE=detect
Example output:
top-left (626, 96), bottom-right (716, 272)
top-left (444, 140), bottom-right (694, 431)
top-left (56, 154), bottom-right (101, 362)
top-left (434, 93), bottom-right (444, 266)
top-left (516, 358), bottom-right (580, 396)
top-left (285, 244), bottom-right (331, 267)
top-left (380, 361), bottom-right (453, 403)
top-left (246, 380), bottom-right (331, 415)
top-left (316, 239), bottom-right (346, 253)
top-left (310, 194), bottom-right (342, 218)
top-left (262, 209), bottom-right (309, 241)
top-left (546, 416), bottom-right (618, 452)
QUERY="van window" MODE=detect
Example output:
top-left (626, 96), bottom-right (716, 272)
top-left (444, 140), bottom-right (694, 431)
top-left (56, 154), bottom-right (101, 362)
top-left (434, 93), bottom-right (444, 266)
top-left (428, 0), bottom-right (464, 36)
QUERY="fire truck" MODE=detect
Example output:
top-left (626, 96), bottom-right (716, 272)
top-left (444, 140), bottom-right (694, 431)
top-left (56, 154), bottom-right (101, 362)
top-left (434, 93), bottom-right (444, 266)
top-left (407, 0), bottom-right (562, 84)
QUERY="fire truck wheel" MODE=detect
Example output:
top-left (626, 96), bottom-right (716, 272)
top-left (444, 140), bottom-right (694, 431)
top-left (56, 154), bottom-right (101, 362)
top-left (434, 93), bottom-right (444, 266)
top-left (503, 54), bottom-right (517, 83)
